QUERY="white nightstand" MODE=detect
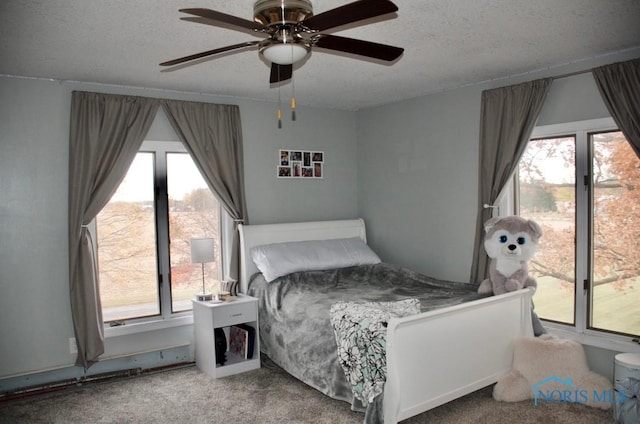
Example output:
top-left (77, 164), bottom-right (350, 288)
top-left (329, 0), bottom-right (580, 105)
top-left (192, 294), bottom-right (260, 378)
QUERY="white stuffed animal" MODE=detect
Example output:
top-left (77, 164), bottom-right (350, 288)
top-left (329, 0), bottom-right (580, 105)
top-left (493, 335), bottom-right (612, 410)
top-left (478, 216), bottom-right (542, 295)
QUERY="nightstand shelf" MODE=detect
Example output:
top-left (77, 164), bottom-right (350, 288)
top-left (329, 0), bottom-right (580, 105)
top-left (192, 295), bottom-right (260, 378)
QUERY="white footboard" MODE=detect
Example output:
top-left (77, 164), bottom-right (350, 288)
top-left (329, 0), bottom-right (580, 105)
top-left (383, 288), bottom-right (534, 424)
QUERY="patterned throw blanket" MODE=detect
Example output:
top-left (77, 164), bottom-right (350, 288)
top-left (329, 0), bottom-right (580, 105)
top-left (330, 299), bottom-right (421, 405)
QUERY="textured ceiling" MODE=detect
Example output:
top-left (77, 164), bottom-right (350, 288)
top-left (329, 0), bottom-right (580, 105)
top-left (1, 0), bottom-right (639, 110)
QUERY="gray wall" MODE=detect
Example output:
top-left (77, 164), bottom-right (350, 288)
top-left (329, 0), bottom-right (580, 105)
top-left (0, 76), bottom-right (357, 381)
top-left (1, 46), bottom-right (638, 386)
top-left (356, 89), bottom-right (481, 282)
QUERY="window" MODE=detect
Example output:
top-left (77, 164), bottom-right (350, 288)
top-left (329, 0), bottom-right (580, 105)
top-left (513, 118), bottom-right (640, 340)
top-left (95, 141), bottom-right (223, 323)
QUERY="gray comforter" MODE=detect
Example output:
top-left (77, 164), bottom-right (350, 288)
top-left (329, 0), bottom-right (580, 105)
top-left (247, 262), bottom-right (482, 420)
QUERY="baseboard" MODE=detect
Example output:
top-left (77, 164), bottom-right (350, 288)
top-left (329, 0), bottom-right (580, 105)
top-left (0, 345), bottom-right (192, 398)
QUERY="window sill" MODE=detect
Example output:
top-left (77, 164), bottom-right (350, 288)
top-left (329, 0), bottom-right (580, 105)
top-left (104, 314), bottom-right (193, 338)
top-left (544, 322), bottom-right (640, 353)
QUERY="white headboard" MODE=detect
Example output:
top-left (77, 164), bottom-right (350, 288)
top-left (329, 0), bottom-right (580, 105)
top-left (238, 218), bottom-right (367, 293)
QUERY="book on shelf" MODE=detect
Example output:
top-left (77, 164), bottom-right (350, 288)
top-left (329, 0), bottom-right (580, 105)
top-left (229, 324), bottom-right (255, 359)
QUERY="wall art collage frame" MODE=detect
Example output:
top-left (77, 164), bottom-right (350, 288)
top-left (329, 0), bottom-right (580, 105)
top-left (277, 149), bottom-right (324, 178)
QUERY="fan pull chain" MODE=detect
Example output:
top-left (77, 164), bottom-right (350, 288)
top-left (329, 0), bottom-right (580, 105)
top-left (277, 66), bottom-right (283, 129)
top-left (290, 50), bottom-right (297, 121)
top-left (277, 106), bottom-right (282, 129)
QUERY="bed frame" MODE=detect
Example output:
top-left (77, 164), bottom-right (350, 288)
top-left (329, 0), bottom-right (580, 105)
top-left (238, 218), bottom-right (533, 424)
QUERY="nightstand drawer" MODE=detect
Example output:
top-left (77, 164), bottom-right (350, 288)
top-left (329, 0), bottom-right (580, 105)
top-left (212, 302), bottom-right (257, 328)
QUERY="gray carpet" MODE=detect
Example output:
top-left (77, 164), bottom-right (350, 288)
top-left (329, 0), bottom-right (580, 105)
top-left (0, 357), bottom-right (615, 423)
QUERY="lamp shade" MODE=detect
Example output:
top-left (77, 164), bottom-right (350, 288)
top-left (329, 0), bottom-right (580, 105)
top-left (190, 238), bottom-right (215, 263)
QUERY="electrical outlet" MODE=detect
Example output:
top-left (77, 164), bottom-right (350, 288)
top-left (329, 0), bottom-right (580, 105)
top-left (69, 337), bottom-right (78, 354)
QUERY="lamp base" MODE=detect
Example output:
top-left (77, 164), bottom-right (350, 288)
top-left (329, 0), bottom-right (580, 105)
top-left (196, 292), bottom-right (213, 301)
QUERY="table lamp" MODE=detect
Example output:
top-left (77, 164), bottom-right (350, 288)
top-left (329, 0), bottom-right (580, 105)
top-left (191, 237), bottom-right (214, 301)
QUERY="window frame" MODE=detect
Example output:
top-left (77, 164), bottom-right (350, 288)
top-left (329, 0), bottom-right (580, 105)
top-left (499, 117), bottom-right (640, 351)
top-left (90, 140), bottom-right (232, 336)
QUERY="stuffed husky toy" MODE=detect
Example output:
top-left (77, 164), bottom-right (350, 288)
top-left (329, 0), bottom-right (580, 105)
top-left (478, 216), bottom-right (543, 296)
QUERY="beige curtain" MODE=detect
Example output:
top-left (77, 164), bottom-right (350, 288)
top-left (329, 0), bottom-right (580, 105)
top-left (469, 78), bottom-right (552, 284)
top-left (592, 58), bottom-right (640, 159)
top-left (161, 100), bottom-right (248, 280)
top-left (68, 91), bottom-right (159, 368)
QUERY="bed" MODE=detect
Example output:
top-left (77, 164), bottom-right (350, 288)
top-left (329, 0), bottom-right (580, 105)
top-left (238, 218), bottom-right (533, 424)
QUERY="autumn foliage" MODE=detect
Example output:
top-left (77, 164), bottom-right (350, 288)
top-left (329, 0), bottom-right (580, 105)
top-left (522, 132), bottom-right (640, 290)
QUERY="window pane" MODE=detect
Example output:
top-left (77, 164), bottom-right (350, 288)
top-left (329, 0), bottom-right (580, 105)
top-left (97, 153), bottom-right (160, 322)
top-left (518, 137), bottom-right (576, 324)
top-left (591, 132), bottom-right (640, 336)
top-left (167, 154), bottom-right (221, 313)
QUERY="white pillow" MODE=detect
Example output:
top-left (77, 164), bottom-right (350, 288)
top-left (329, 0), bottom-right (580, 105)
top-left (251, 237), bottom-right (381, 282)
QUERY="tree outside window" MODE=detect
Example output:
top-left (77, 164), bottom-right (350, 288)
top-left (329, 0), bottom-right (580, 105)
top-left (96, 145), bottom-right (222, 323)
top-left (518, 129), bottom-right (639, 337)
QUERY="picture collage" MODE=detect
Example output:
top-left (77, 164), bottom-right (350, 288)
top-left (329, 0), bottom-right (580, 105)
top-left (277, 149), bottom-right (324, 179)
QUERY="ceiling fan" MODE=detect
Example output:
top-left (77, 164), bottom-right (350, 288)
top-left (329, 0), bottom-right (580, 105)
top-left (160, 0), bottom-right (404, 84)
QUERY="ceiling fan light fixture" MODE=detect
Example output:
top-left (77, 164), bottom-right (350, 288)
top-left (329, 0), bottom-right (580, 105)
top-left (262, 43), bottom-right (309, 65)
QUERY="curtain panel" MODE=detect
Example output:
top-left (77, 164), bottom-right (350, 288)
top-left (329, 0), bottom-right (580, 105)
top-left (68, 92), bottom-right (159, 368)
top-left (69, 93), bottom-right (248, 368)
top-left (592, 58), bottom-right (640, 159)
top-left (161, 100), bottom-right (249, 280)
top-left (469, 78), bottom-right (552, 284)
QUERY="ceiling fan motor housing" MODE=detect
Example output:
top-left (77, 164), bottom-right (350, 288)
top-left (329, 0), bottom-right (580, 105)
top-left (253, 0), bottom-right (313, 26)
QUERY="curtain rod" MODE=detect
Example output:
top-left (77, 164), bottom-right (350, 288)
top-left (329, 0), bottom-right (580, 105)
top-left (550, 52), bottom-right (639, 81)
top-left (482, 48), bottom-right (638, 89)
top-left (551, 52), bottom-right (638, 81)
top-left (551, 68), bottom-right (593, 81)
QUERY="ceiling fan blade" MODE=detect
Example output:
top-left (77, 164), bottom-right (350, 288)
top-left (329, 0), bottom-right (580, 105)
top-left (314, 35), bottom-right (403, 61)
top-left (180, 17), bottom-right (267, 36)
top-left (179, 8), bottom-right (265, 32)
top-left (302, 0), bottom-right (398, 32)
top-left (270, 63), bottom-right (293, 84)
top-left (160, 41), bottom-right (260, 67)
